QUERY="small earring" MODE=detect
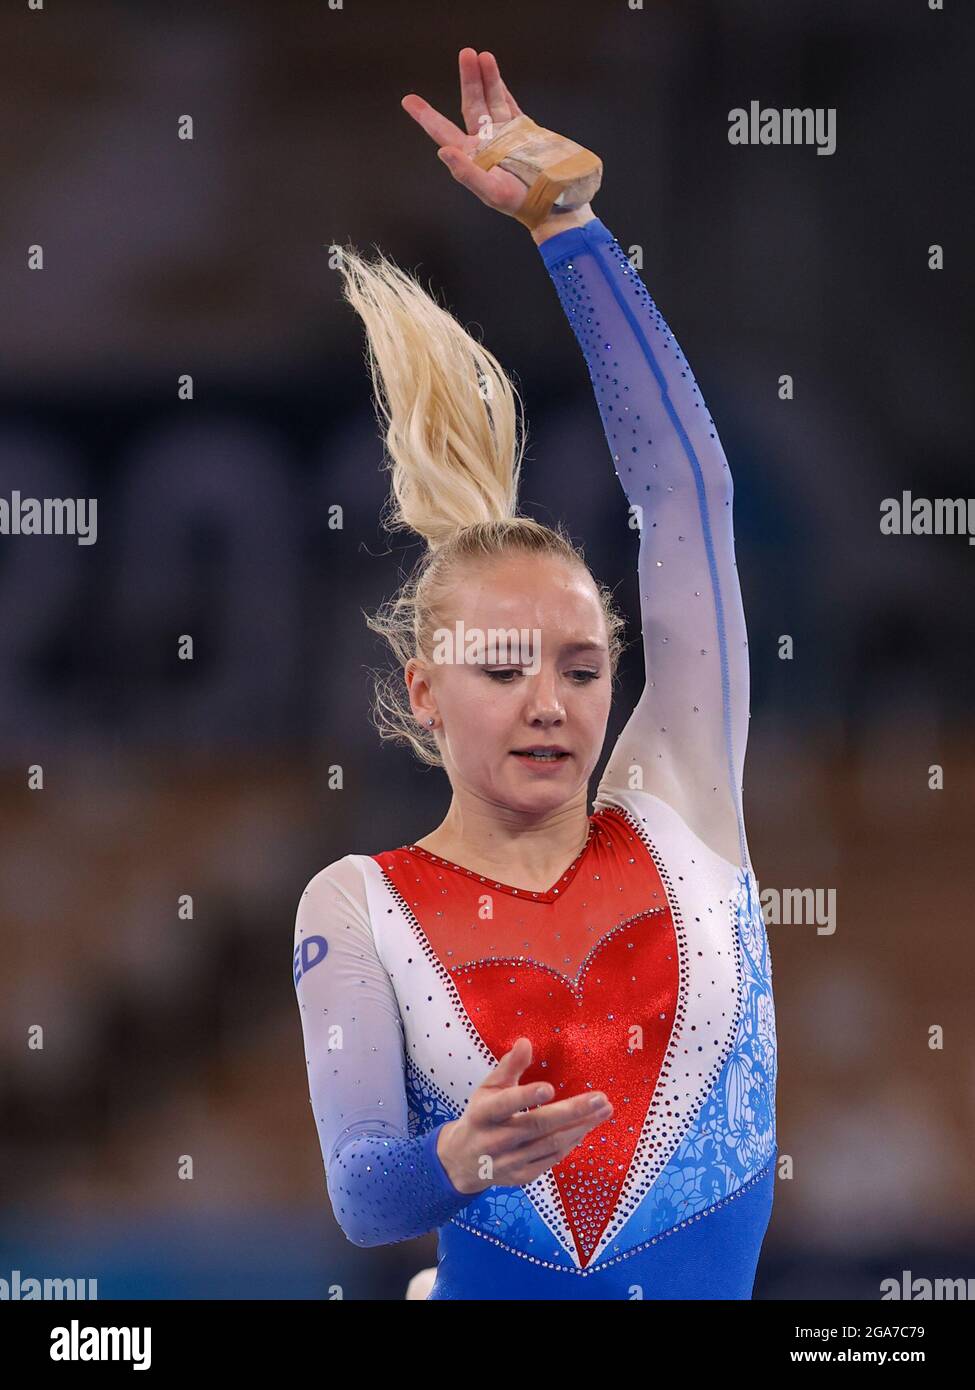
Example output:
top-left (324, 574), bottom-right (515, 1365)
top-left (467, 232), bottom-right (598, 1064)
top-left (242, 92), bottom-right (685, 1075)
top-left (426, 718), bottom-right (436, 727)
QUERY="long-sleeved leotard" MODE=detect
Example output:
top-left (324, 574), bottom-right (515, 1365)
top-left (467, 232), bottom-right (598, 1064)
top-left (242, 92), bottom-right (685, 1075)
top-left (293, 216), bottom-right (777, 1298)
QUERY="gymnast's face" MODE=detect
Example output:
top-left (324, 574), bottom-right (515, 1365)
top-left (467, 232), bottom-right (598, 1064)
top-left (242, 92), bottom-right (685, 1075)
top-left (409, 553), bottom-right (613, 816)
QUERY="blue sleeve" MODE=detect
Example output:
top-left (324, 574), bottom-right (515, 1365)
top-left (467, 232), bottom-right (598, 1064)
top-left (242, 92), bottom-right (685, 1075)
top-left (538, 216), bottom-right (750, 869)
top-left (294, 862), bottom-right (471, 1248)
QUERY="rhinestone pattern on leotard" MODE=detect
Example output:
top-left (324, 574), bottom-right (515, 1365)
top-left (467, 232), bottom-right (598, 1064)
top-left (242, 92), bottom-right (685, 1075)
top-left (373, 802), bottom-right (743, 1268)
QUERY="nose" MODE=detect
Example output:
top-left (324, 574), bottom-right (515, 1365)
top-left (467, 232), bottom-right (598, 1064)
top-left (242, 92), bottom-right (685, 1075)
top-left (521, 669), bottom-right (566, 726)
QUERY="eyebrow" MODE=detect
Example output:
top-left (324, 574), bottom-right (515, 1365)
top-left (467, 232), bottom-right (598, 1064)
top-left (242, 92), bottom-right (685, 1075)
top-left (484, 640), bottom-right (607, 663)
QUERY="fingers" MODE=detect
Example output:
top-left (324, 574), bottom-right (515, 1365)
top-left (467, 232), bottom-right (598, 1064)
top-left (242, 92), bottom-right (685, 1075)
top-left (401, 93), bottom-right (467, 149)
top-left (476, 1076), bottom-right (555, 1127)
top-left (508, 1091), bottom-right (613, 1142)
top-left (406, 52), bottom-right (523, 149)
top-left (403, 52), bottom-right (527, 221)
top-left (517, 1118), bottom-right (600, 1168)
top-left (506, 1117), bottom-right (605, 1185)
top-left (500, 78), bottom-right (523, 118)
top-left (477, 1080), bottom-right (612, 1142)
top-left (482, 1036), bottom-right (532, 1089)
top-left (478, 1097), bottom-right (610, 1184)
top-left (437, 146), bottom-right (521, 213)
top-left (477, 50), bottom-right (514, 124)
top-left (458, 46), bottom-right (488, 137)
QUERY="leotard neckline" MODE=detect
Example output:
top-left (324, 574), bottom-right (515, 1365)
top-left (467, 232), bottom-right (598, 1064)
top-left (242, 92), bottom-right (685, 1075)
top-left (402, 814), bottom-right (601, 902)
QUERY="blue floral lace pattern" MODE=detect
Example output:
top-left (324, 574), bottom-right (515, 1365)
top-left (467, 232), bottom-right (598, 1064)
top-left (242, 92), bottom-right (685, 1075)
top-left (405, 1056), bottom-right (458, 1138)
top-left (605, 866), bottom-right (776, 1255)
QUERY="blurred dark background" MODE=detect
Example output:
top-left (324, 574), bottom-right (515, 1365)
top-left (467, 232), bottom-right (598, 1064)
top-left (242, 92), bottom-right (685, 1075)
top-left (1, 0), bottom-right (973, 1298)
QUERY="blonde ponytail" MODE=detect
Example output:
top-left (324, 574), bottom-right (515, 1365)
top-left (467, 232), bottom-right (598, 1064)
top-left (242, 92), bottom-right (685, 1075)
top-left (336, 242), bottom-right (627, 767)
top-left (337, 244), bottom-right (525, 548)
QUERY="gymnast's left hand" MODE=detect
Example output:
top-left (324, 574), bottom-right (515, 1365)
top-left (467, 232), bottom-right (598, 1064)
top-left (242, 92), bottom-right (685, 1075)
top-left (402, 45), bottom-right (591, 237)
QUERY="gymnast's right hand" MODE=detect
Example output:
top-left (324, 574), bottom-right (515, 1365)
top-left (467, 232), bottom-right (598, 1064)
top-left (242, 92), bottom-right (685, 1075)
top-left (435, 1036), bottom-right (614, 1194)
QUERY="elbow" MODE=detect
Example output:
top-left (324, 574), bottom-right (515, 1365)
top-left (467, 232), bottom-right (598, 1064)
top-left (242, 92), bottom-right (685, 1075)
top-left (326, 1171), bottom-right (397, 1249)
top-left (329, 1196), bottom-right (385, 1249)
top-left (326, 1181), bottom-right (382, 1248)
top-left (328, 1188), bottom-right (429, 1250)
top-left (334, 1210), bottom-right (411, 1250)
top-left (322, 1131), bottom-right (444, 1249)
top-left (338, 1219), bottom-right (385, 1250)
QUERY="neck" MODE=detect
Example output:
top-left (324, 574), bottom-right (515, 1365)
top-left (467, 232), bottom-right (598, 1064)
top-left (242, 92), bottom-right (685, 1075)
top-left (415, 791), bottom-right (592, 890)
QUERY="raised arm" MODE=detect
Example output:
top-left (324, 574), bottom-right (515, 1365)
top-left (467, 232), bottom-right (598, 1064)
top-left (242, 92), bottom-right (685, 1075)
top-left (535, 215), bottom-right (750, 871)
top-left (293, 860), bottom-right (471, 1247)
top-left (401, 51), bottom-right (751, 870)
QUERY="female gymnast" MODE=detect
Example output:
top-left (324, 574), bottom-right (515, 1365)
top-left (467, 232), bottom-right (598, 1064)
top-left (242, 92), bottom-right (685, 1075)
top-left (293, 48), bottom-right (777, 1300)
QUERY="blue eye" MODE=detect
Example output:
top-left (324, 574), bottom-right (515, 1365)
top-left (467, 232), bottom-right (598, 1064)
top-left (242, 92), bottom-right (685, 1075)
top-left (569, 670), bottom-right (600, 682)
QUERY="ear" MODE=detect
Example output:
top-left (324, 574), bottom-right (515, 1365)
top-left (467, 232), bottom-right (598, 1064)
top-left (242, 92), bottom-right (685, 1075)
top-left (405, 659), bottom-right (437, 724)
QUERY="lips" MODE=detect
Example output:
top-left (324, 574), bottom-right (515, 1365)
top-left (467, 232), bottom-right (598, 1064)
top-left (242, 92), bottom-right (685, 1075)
top-left (512, 747), bottom-right (570, 761)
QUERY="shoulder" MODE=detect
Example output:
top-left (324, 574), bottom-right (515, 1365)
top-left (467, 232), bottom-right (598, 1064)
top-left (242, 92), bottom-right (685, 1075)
top-left (295, 853), bottom-right (379, 932)
top-left (298, 853), bottom-right (369, 904)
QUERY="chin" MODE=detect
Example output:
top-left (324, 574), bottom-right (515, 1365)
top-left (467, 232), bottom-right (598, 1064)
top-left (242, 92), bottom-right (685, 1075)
top-left (499, 769), bottom-right (579, 811)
